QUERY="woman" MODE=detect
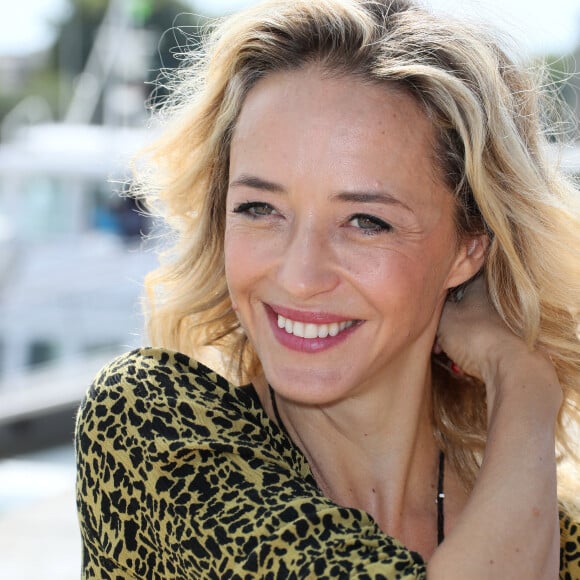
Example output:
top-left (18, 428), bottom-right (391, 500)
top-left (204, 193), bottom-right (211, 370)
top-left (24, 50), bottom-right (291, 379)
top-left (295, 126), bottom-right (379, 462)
top-left (75, 0), bottom-right (580, 577)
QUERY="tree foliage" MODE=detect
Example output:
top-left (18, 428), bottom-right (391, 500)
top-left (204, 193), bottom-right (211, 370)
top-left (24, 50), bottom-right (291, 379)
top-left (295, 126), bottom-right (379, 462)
top-left (56, 0), bottom-right (205, 118)
top-left (1, 0), bottom-right (205, 125)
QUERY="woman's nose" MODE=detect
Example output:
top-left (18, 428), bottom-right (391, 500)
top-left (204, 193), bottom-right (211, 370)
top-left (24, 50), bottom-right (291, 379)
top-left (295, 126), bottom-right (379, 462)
top-left (275, 225), bottom-right (340, 300)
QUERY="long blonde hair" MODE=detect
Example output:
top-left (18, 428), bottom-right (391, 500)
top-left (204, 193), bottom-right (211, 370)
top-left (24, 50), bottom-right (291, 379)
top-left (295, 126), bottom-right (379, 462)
top-left (138, 0), bottom-right (580, 488)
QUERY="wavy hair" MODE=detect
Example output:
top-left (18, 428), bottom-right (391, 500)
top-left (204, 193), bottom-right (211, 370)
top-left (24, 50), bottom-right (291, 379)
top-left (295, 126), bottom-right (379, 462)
top-left (138, 0), bottom-right (580, 488)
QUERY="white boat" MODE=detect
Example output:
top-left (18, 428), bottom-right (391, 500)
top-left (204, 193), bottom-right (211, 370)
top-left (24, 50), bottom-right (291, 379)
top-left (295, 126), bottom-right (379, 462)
top-left (0, 122), bottom-right (156, 456)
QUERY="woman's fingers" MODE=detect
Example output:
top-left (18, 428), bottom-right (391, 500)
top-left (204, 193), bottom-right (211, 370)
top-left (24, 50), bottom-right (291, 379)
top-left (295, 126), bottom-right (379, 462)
top-left (436, 276), bottom-right (562, 416)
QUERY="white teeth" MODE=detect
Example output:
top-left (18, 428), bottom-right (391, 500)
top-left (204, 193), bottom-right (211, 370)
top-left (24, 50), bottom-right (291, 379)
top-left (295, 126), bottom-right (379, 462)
top-left (293, 321), bottom-right (305, 338)
top-left (304, 323), bottom-right (318, 339)
top-left (276, 314), bottom-right (355, 339)
top-left (318, 324), bottom-right (329, 338)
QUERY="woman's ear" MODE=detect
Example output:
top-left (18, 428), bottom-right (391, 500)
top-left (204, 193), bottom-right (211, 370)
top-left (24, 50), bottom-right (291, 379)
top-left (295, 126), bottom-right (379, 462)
top-left (445, 234), bottom-right (489, 289)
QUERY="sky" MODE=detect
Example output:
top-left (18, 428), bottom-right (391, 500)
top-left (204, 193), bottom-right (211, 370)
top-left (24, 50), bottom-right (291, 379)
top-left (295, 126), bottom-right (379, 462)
top-left (0, 0), bottom-right (579, 58)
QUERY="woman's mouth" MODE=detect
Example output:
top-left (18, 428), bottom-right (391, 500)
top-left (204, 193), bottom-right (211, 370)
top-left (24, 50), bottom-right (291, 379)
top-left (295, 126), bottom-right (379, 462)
top-left (276, 314), bottom-right (356, 339)
top-left (266, 305), bottom-right (361, 353)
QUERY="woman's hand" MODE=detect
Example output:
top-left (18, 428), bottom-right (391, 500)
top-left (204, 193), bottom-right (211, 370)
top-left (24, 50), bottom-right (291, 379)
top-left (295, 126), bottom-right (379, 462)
top-left (435, 276), bottom-right (562, 418)
top-left (435, 275), bottom-right (512, 382)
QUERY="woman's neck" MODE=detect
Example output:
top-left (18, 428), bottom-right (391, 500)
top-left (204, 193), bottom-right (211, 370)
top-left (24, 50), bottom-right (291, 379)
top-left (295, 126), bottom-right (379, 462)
top-left (255, 361), bottom-right (460, 557)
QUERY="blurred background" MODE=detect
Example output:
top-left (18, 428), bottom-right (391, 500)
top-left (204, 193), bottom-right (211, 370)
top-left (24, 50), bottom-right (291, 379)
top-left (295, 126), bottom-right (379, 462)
top-left (0, 0), bottom-right (578, 577)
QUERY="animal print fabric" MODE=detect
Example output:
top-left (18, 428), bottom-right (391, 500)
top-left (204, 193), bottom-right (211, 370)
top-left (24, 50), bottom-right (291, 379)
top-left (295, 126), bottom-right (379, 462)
top-left (75, 348), bottom-right (580, 579)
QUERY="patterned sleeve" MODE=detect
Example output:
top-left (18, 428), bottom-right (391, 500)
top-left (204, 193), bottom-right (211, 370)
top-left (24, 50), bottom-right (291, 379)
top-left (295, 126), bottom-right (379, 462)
top-left (75, 348), bottom-right (427, 579)
top-left (559, 507), bottom-right (580, 580)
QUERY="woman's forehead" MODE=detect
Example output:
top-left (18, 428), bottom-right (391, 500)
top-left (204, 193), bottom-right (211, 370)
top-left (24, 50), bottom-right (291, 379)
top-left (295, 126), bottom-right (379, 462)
top-left (230, 66), bottom-right (448, 203)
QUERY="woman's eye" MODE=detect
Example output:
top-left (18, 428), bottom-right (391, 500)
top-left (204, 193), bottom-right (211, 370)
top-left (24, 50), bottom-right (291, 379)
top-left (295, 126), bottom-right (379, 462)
top-left (232, 201), bottom-right (277, 217)
top-left (348, 214), bottom-right (392, 234)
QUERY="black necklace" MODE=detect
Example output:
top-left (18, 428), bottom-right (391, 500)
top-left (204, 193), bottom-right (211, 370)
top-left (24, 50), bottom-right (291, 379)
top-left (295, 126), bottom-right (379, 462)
top-left (268, 384), bottom-right (446, 545)
top-left (436, 448), bottom-right (445, 545)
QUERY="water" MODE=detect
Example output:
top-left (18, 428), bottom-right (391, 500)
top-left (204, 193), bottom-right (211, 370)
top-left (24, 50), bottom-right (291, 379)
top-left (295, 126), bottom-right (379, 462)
top-left (0, 444), bottom-right (80, 579)
top-left (0, 445), bottom-right (75, 513)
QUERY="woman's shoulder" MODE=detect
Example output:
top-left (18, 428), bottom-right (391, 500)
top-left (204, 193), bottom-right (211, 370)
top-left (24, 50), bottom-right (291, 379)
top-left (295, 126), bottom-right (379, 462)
top-left (86, 346), bottom-right (252, 404)
top-left (91, 345), bottom-right (229, 384)
top-left (78, 347), bottom-right (264, 444)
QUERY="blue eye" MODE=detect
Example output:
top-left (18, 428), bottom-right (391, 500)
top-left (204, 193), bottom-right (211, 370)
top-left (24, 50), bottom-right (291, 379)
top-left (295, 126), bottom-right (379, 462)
top-left (232, 202), bottom-right (277, 217)
top-left (348, 214), bottom-right (392, 234)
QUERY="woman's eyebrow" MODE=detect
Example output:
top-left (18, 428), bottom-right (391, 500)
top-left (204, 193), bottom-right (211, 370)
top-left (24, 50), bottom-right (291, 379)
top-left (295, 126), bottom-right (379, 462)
top-left (229, 174), bottom-right (287, 193)
top-left (334, 191), bottom-right (414, 214)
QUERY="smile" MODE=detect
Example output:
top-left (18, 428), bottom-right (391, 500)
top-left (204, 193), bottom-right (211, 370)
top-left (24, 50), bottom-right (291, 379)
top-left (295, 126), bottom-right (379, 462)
top-left (277, 314), bottom-right (356, 339)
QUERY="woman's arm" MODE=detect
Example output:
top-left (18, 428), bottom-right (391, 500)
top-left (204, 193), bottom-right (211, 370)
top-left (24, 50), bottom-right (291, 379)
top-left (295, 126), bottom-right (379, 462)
top-left (429, 278), bottom-right (561, 579)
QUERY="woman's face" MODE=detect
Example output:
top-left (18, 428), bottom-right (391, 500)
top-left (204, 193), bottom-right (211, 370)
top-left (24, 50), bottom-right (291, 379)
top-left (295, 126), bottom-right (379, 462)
top-left (225, 66), bottom-right (480, 403)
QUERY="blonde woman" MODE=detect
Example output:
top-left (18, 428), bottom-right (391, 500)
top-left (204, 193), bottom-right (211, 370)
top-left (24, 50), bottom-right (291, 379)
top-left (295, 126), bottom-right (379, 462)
top-left (76, 0), bottom-right (580, 577)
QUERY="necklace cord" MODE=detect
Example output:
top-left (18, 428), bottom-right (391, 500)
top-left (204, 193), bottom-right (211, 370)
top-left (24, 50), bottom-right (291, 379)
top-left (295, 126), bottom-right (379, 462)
top-left (436, 449), bottom-right (445, 545)
top-left (269, 383), bottom-right (290, 439)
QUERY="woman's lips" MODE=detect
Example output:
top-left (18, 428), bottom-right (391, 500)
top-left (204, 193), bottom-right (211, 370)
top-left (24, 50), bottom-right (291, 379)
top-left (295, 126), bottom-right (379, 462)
top-left (269, 304), bottom-right (356, 324)
top-left (265, 304), bottom-right (361, 353)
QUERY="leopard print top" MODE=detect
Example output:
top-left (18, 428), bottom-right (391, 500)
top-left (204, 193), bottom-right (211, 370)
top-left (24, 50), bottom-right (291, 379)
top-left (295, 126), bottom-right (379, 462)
top-left (75, 348), bottom-right (580, 579)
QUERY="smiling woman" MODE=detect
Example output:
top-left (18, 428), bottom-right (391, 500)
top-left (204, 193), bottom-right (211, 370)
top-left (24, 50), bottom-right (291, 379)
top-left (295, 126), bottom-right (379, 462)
top-left (75, 0), bottom-right (580, 578)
